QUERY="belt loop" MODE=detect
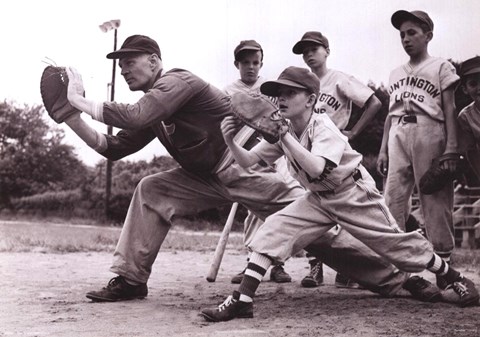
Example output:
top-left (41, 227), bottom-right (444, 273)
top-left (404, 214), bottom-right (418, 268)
top-left (353, 168), bottom-right (362, 182)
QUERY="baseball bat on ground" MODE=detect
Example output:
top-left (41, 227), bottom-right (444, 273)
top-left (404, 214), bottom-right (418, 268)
top-left (206, 202), bottom-right (239, 282)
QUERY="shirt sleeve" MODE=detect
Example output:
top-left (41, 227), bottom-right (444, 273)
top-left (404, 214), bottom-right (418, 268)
top-left (337, 74), bottom-right (374, 108)
top-left (99, 127), bottom-right (157, 161)
top-left (310, 121), bottom-right (346, 167)
top-left (102, 75), bottom-right (194, 129)
top-left (439, 60), bottom-right (460, 90)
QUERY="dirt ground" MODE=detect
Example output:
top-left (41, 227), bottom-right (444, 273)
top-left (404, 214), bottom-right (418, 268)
top-left (1, 248), bottom-right (480, 337)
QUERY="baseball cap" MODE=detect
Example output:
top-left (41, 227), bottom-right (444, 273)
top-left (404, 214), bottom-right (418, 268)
top-left (391, 10), bottom-right (434, 31)
top-left (234, 40), bottom-right (262, 60)
top-left (460, 56), bottom-right (480, 77)
top-left (260, 66), bottom-right (320, 97)
top-left (106, 35), bottom-right (161, 59)
top-left (292, 31), bottom-right (329, 55)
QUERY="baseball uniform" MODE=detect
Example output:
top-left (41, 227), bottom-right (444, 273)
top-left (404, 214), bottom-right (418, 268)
top-left (315, 69), bottom-right (374, 130)
top-left (384, 56), bottom-right (459, 256)
top-left (248, 112), bottom-right (435, 272)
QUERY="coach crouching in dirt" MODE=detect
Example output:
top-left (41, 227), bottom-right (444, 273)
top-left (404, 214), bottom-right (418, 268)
top-left (58, 34), bottom-right (441, 304)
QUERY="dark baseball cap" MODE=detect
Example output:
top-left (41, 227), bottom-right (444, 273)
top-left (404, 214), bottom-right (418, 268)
top-left (391, 10), bottom-right (434, 31)
top-left (460, 56), bottom-right (480, 77)
top-left (106, 34), bottom-right (161, 59)
top-left (292, 31), bottom-right (329, 54)
top-left (260, 66), bottom-right (320, 97)
top-left (234, 40), bottom-right (262, 60)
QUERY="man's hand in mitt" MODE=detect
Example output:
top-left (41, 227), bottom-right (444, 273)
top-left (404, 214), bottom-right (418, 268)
top-left (230, 92), bottom-right (288, 144)
top-left (419, 153), bottom-right (465, 194)
top-left (40, 66), bottom-right (82, 123)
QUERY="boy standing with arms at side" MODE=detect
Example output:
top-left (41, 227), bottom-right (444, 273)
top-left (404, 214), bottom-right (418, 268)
top-left (200, 67), bottom-right (479, 322)
top-left (224, 40), bottom-right (293, 283)
top-left (457, 56), bottom-right (480, 178)
top-left (377, 10), bottom-right (460, 290)
top-left (292, 31), bottom-right (382, 288)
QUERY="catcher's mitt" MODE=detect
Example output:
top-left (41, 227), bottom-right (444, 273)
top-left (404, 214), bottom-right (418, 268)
top-left (419, 153), bottom-right (465, 195)
top-left (40, 66), bottom-right (81, 123)
top-left (230, 92), bottom-right (287, 144)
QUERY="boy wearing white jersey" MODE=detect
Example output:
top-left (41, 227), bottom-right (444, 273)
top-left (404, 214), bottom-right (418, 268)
top-left (200, 67), bottom-right (479, 322)
top-left (292, 31), bottom-right (382, 288)
top-left (377, 10), bottom-right (460, 290)
top-left (224, 40), bottom-right (293, 283)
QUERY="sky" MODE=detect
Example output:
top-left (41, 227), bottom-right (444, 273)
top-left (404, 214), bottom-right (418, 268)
top-left (2, 0), bottom-right (480, 166)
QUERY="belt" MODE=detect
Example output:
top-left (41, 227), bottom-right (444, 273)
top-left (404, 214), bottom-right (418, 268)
top-left (315, 169), bottom-right (362, 197)
top-left (352, 168), bottom-right (362, 182)
top-left (398, 115), bottom-right (417, 124)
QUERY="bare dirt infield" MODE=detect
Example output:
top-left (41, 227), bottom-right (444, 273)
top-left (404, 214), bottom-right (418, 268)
top-left (1, 228), bottom-right (480, 336)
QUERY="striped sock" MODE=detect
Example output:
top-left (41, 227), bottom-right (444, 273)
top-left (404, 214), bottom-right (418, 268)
top-left (238, 252), bottom-right (272, 302)
top-left (426, 254), bottom-right (460, 284)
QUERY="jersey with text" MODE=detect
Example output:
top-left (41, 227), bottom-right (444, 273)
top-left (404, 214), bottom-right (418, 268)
top-left (251, 113), bottom-right (363, 192)
top-left (387, 57), bottom-right (459, 121)
top-left (314, 69), bottom-right (373, 130)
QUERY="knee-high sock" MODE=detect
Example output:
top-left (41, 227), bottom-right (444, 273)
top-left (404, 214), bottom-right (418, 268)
top-left (238, 252), bottom-right (272, 302)
top-left (426, 254), bottom-right (460, 284)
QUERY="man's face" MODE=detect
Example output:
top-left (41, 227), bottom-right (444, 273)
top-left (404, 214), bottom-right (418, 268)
top-left (302, 43), bottom-right (328, 69)
top-left (463, 74), bottom-right (480, 106)
top-left (235, 50), bottom-right (263, 86)
top-left (399, 21), bottom-right (431, 58)
top-left (119, 54), bottom-right (154, 92)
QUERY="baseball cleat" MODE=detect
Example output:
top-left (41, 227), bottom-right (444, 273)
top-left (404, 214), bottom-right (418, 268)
top-left (436, 274), bottom-right (449, 290)
top-left (301, 261), bottom-right (324, 288)
top-left (441, 276), bottom-right (480, 307)
top-left (402, 276), bottom-right (441, 302)
top-left (201, 291), bottom-right (254, 322)
top-left (270, 265), bottom-right (292, 283)
top-left (86, 276), bottom-right (148, 302)
top-left (335, 273), bottom-right (364, 289)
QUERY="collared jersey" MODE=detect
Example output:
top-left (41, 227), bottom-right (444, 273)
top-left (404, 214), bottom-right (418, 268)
top-left (251, 113), bottom-right (363, 192)
top-left (224, 76), bottom-right (265, 96)
top-left (387, 57), bottom-right (459, 121)
top-left (100, 68), bottom-right (232, 174)
top-left (314, 69), bottom-right (374, 130)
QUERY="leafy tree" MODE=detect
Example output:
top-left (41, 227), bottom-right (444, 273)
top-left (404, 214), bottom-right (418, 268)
top-left (0, 101), bottom-right (88, 207)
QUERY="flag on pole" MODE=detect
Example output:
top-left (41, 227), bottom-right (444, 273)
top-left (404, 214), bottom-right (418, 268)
top-left (99, 20), bottom-right (121, 33)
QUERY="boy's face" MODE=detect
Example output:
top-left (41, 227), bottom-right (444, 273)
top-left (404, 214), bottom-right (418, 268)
top-left (277, 86), bottom-right (315, 120)
top-left (235, 50), bottom-right (263, 86)
top-left (119, 54), bottom-right (155, 92)
top-left (462, 74), bottom-right (480, 106)
top-left (399, 21), bottom-right (432, 58)
top-left (301, 43), bottom-right (329, 69)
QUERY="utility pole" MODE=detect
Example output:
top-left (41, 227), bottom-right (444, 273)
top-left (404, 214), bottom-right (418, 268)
top-left (99, 19), bottom-right (121, 218)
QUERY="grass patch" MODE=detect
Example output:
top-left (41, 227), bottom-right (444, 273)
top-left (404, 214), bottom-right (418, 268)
top-left (0, 219), bottom-right (245, 254)
top-left (1, 218), bottom-right (478, 272)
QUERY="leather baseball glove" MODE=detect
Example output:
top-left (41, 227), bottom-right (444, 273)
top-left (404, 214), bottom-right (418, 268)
top-left (40, 65), bottom-right (81, 123)
top-left (419, 153), bottom-right (465, 195)
top-left (230, 92), bottom-right (288, 144)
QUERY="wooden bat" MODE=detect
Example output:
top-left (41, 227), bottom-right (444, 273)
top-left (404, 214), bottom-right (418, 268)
top-left (206, 202), bottom-right (239, 282)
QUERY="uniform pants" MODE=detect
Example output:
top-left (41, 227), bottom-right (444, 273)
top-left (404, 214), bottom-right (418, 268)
top-left (111, 163), bottom-right (408, 296)
top-left (249, 166), bottom-right (434, 274)
top-left (384, 115), bottom-right (455, 256)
